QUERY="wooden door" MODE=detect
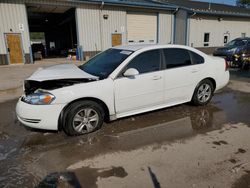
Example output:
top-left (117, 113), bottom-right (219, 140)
top-left (112, 34), bottom-right (122, 47)
top-left (5, 34), bottom-right (24, 64)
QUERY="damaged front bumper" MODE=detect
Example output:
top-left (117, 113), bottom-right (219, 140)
top-left (16, 97), bottom-right (65, 130)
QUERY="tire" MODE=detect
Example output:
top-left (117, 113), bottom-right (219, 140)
top-left (192, 79), bottom-right (214, 106)
top-left (63, 100), bottom-right (104, 136)
top-left (242, 60), bottom-right (249, 70)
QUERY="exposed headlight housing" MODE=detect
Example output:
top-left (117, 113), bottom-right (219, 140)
top-left (234, 54), bottom-right (240, 58)
top-left (22, 90), bottom-right (55, 105)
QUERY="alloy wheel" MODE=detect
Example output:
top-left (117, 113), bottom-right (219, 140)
top-left (72, 108), bottom-right (99, 133)
top-left (197, 83), bottom-right (212, 103)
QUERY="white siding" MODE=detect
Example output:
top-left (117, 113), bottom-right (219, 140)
top-left (76, 6), bottom-right (173, 52)
top-left (158, 12), bottom-right (172, 44)
top-left (101, 8), bottom-right (126, 49)
top-left (76, 5), bottom-right (126, 52)
top-left (76, 5), bottom-right (101, 52)
top-left (0, 2), bottom-right (30, 54)
top-left (174, 9), bottom-right (188, 45)
top-left (189, 16), bottom-right (250, 47)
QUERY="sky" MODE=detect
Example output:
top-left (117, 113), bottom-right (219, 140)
top-left (193, 0), bottom-right (236, 5)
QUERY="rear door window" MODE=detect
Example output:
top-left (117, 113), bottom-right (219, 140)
top-left (163, 48), bottom-right (192, 69)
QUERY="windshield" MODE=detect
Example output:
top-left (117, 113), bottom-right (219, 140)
top-left (225, 39), bottom-right (248, 47)
top-left (79, 49), bottom-right (133, 79)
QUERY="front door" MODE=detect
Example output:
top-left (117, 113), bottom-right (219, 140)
top-left (114, 49), bottom-right (164, 116)
top-left (5, 34), bottom-right (24, 64)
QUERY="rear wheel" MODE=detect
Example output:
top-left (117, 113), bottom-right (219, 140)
top-left (192, 79), bottom-right (214, 106)
top-left (63, 100), bottom-right (104, 136)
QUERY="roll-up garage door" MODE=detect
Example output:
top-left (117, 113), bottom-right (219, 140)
top-left (127, 13), bottom-right (157, 44)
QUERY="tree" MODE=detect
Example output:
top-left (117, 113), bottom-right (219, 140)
top-left (236, 0), bottom-right (250, 8)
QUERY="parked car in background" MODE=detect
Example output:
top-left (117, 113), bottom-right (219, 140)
top-left (233, 45), bottom-right (250, 70)
top-left (213, 37), bottom-right (250, 62)
top-left (16, 45), bottom-right (229, 136)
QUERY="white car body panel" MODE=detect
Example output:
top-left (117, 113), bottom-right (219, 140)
top-left (16, 44), bottom-right (229, 131)
top-left (16, 100), bottom-right (64, 130)
top-left (51, 78), bottom-right (115, 115)
top-left (163, 65), bottom-right (200, 103)
top-left (114, 70), bottom-right (164, 114)
top-left (28, 64), bottom-right (98, 81)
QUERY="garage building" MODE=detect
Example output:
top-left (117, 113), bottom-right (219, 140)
top-left (0, 0), bottom-right (176, 65)
top-left (0, 0), bottom-right (250, 65)
top-left (164, 0), bottom-right (250, 54)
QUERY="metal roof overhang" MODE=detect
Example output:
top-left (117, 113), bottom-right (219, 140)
top-left (65, 0), bottom-right (178, 10)
top-left (191, 10), bottom-right (250, 18)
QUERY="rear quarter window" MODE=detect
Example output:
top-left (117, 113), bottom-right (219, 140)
top-left (190, 51), bottom-right (204, 64)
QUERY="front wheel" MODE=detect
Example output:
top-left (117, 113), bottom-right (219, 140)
top-left (63, 100), bottom-right (104, 136)
top-left (192, 80), bottom-right (214, 106)
top-left (242, 60), bottom-right (250, 70)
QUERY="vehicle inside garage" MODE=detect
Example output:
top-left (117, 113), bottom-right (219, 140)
top-left (27, 5), bottom-right (77, 60)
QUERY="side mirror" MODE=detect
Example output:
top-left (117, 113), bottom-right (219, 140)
top-left (123, 68), bottom-right (139, 77)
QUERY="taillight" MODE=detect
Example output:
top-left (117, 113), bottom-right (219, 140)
top-left (225, 60), bottom-right (229, 71)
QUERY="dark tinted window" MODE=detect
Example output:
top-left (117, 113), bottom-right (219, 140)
top-left (80, 49), bottom-right (132, 78)
top-left (126, 50), bottom-right (160, 74)
top-left (204, 33), bottom-right (210, 46)
top-left (225, 39), bottom-right (248, 47)
top-left (163, 48), bottom-right (191, 68)
top-left (224, 35), bottom-right (228, 44)
top-left (204, 33), bottom-right (210, 43)
top-left (191, 51), bottom-right (204, 64)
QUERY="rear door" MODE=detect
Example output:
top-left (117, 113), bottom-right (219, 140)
top-left (162, 48), bottom-right (204, 103)
top-left (114, 49), bottom-right (164, 115)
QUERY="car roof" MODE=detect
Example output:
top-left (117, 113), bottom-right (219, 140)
top-left (234, 37), bottom-right (250, 41)
top-left (112, 44), bottom-right (194, 52)
top-left (112, 44), bottom-right (154, 51)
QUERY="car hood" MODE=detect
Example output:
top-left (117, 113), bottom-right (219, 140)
top-left (27, 64), bottom-right (98, 82)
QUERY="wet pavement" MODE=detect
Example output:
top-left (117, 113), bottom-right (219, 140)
top-left (0, 70), bottom-right (250, 187)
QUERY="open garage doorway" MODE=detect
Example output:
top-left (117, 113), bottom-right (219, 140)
top-left (27, 4), bottom-right (77, 61)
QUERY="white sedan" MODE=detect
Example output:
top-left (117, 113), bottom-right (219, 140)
top-left (16, 45), bottom-right (229, 136)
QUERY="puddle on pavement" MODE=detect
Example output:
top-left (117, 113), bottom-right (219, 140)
top-left (232, 171), bottom-right (250, 188)
top-left (37, 166), bottom-right (127, 188)
top-left (0, 84), bottom-right (250, 187)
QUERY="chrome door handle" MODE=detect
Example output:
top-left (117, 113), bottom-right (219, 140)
top-left (152, 76), bottom-right (162, 80)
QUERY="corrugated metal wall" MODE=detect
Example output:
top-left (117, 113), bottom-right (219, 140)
top-left (76, 5), bottom-right (126, 52)
top-left (174, 9), bottom-right (188, 45)
top-left (189, 15), bottom-right (250, 47)
top-left (158, 12), bottom-right (172, 44)
top-left (76, 5), bottom-right (102, 52)
top-left (0, 2), bottom-right (30, 55)
top-left (0, 0), bottom-right (174, 61)
top-left (101, 8), bottom-right (126, 49)
top-left (76, 5), bottom-right (173, 52)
